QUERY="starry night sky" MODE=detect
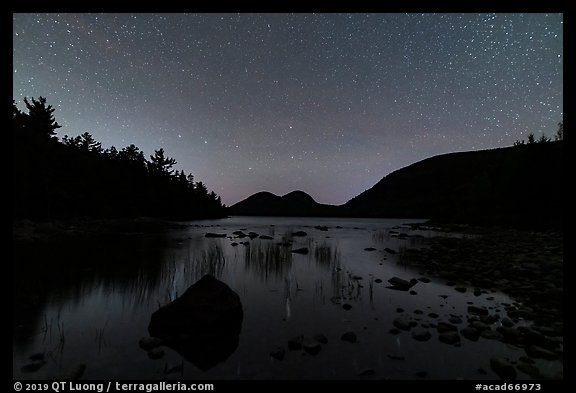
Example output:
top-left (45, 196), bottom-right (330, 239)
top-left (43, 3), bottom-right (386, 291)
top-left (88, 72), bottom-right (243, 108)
top-left (13, 13), bottom-right (563, 206)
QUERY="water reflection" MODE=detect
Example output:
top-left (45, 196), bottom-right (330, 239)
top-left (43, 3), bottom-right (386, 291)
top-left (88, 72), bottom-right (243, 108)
top-left (13, 234), bottom-right (170, 350)
top-left (243, 242), bottom-right (293, 280)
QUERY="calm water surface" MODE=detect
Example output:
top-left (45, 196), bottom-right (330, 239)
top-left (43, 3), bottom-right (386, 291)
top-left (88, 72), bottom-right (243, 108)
top-left (13, 217), bottom-right (558, 380)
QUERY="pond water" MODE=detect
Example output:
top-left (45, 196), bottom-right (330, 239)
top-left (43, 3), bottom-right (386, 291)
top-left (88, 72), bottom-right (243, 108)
top-left (13, 216), bottom-right (558, 380)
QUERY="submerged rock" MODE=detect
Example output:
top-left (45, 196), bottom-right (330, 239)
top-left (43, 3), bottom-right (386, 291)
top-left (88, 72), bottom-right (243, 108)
top-left (292, 231), bottom-right (308, 237)
top-left (387, 277), bottom-right (414, 291)
top-left (438, 331), bottom-right (460, 345)
top-left (288, 335), bottom-right (304, 350)
top-left (147, 348), bottom-right (165, 359)
top-left (468, 305), bottom-right (489, 315)
top-left (480, 329), bottom-right (504, 341)
top-left (437, 322), bottom-right (458, 333)
top-left (384, 247), bottom-right (397, 254)
top-left (291, 247), bottom-right (309, 254)
top-left (411, 329), bottom-right (432, 341)
top-left (460, 327), bottom-right (480, 341)
top-left (342, 303), bottom-right (353, 310)
top-left (393, 318), bottom-right (411, 331)
top-left (205, 233), bottom-right (227, 238)
top-left (525, 345), bottom-right (558, 360)
top-left (270, 347), bottom-right (285, 360)
top-left (490, 356), bottom-right (516, 380)
top-left (259, 235), bottom-right (274, 240)
top-left (358, 368), bottom-right (375, 376)
top-left (147, 275), bottom-right (243, 371)
top-left (21, 362), bottom-right (46, 373)
top-left (303, 342), bottom-right (322, 356)
top-left (139, 336), bottom-right (162, 350)
top-left (341, 331), bottom-right (358, 343)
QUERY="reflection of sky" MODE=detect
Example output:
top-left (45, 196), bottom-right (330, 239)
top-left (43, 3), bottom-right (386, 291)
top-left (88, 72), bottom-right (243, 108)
top-left (13, 217), bottom-right (559, 379)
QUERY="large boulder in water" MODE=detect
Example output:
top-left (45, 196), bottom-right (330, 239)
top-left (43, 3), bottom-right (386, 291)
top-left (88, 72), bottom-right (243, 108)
top-left (148, 275), bottom-right (243, 371)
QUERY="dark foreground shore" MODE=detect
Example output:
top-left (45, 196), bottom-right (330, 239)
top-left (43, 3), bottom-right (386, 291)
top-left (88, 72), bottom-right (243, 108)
top-left (400, 224), bottom-right (563, 379)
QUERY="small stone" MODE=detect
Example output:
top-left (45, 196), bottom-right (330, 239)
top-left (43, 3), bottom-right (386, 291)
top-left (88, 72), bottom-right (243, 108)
top-left (384, 247), bottom-right (397, 254)
top-left (139, 337), bottom-right (162, 351)
top-left (490, 356), bottom-right (516, 380)
top-left (288, 336), bottom-right (304, 350)
top-left (460, 327), bottom-right (480, 341)
top-left (414, 309), bottom-right (423, 314)
top-left (449, 316), bottom-right (463, 324)
top-left (147, 348), bottom-right (165, 359)
top-left (437, 322), bottom-right (458, 333)
top-left (364, 247), bottom-right (376, 251)
top-left (525, 345), bottom-right (558, 360)
top-left (21, 362), bottom-right (47, 373)
top-left (480, 329), bottom-right (504, 341)
top-left (455, 287), bottom-right (467, 293)
top-left (438, 331), bottom-right (461, 345)
top-left (374, 278), bottom-right (383, 283)
top-left (341, 331), bottom-right (358, 343)
top-left (342, 303), bottom-right (353, 310)
top-left (29, 353), bottom-right (45, 361)
top-left (428, 313), bottom-right (439, 318)
top-left (468, 306), bottom-right (489, 315)
top-left (470, 321), bottom-right (491, 331)
top-left (270, 347), bottom-right (285, 360)
top-left (517, 363), bottom-right (540, 377)
top-left (393, 318), bottom-right (411, 331)
top-left (357, 368), bottom-right (375, 376)
top-left (418, 277), bottom-right (431, 283)
top-left (412, 329), bottom-right (432, 342)
top-left (291, 247), bottom-right (309, 254)
top-left (292, 231), bottom-right (307, 237)
top-left (501, 318), bottom-right (515, 327)
top-left (409, 290), bottom-right (418, 295)
top-left (387, 277), bottom-right (414, 290)
top-left (303, 342), bottom-right (322, 356)
top-left (396, 307), bottom-right (404, 313)
top-left (259, 235), bottom-right (274, 240)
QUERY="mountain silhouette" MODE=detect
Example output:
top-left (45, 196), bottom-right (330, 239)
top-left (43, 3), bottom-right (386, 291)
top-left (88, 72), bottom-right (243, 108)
top-left (343, 141), bottom-right (562, 228)
top-left (229, 142), bottom-right (562, 229)
top-left (229, 190), bottom-right (339, 217)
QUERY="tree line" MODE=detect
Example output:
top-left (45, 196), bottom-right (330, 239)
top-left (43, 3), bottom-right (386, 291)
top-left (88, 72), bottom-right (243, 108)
top-left (13, 96), bottom-right (226, 220)
top-left (513, 121), bottom-right (563, 146)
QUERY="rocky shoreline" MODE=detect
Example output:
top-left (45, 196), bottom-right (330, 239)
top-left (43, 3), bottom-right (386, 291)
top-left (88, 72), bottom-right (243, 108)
top-left (13, 217), bottom-right (190, 244)
top-left (399, 225), bottom-right (563, 379)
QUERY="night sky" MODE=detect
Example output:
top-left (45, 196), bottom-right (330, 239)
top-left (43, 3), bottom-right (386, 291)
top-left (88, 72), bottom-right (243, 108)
top-left (13, 13), bottom-right (563, 206)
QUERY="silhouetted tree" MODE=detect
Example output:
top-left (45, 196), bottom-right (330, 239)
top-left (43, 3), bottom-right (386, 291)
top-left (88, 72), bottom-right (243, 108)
top-left (22, 96), bottom-right (61, 138)
top-left (13, 96), bottom-right (225, 220)
top-left (148, 148), bottom-right (177, 176)
top-left (537, 134), bottom-right (551, 144)
top-left (555, 121), bottom-right (563, 141)
top-left (79, 132), bottom-right (103, 153)
top-left (513, 139), bottom-right (525, 146)
top-left (527, 133), bottom-right (536, 144)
